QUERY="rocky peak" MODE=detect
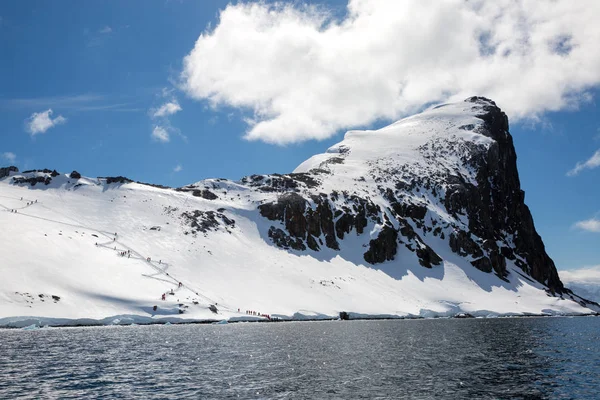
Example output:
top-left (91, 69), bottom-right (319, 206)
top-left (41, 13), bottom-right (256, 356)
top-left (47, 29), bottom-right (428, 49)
top-left (257, 97), bottom-right (565, 293)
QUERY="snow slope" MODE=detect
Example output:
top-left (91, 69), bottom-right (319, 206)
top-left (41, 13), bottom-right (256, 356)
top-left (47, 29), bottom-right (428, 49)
top-left (0, 99), bottom-right (596, 327)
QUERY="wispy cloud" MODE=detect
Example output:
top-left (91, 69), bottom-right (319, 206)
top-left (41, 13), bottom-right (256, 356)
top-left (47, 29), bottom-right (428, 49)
top-left (151, 100), bottom-right (182, 118)
top-left (25, 109), bottom-right (67, 136)
top-left (1, 152), bottom-right (16, 163)
top-left (567, 149), bottom-right (600, 176)
top-left (152, 126), bottom-right (170, 143)
top-left (574, 217), bottom-right (600, 233)
top-left (2, 94), bottom-right (104, 109)
top-left (75, 103), bottom-right (143, 112)
top-left (148, 89), bottom-right (184, 143)
top-left (0, 94), bottom-right (141, 113)
top-left (173, 164), bottom-right (183, 173)
top-left (86, 25), bottom-right (114, 47)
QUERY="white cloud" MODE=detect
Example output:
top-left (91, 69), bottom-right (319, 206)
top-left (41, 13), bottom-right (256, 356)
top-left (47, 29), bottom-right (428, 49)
top-left (574, 217), bottom-right (600, 233)
top-left (567, 149), bottom-right (600, 176)
top-left (99, 26), bottom-right (112, 34)
top-left (148, 92), bottom-right (183, 143)
top-left (560, 265), bottom-right (600, 302)
top-left (152, 101), bottom-right (182, 118)
top-left (25, 109), bottom-right (66, 136)
top-left (561, 265), bottom-right (600, 285)
top-left (1, 152), bottom-right (16, 163)
top-left (151, 126), bottom-right (170, 143)
top-left (181, 0), bottom-right (600, 144)
top-left (173, 164), bottom-right (183, 173)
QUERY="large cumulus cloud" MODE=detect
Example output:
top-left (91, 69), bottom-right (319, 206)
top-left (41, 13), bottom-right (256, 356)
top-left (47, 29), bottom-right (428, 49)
top-left (181, 0), bottom-right (600, 144)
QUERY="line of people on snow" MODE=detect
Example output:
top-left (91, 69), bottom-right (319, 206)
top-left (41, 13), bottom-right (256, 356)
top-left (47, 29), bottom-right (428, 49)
top-left (245, 310), bottom-right (271, 320)
top-left (118, 250), bottom-right (131, 258)
top-left (8, 198), bottom-right (38, 212)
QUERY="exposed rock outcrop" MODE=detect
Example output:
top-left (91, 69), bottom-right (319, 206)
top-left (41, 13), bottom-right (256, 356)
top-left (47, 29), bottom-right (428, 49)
top-left (69, 171), bottom-right (81, 179)
top-left (12, 175), bottom-right (52, 186)
top-left (103, 176), bottom-right (133, 185)
top-left (259, 192), bottom-right (382, 253)
top-left (0, 166), bottom-right (18, 179)
top-left (181, 210), bottom-right (235, 236)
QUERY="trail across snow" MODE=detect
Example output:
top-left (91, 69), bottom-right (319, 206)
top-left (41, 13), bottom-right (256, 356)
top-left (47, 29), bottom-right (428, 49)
top-left (0, 185), bottom-right (265, 327)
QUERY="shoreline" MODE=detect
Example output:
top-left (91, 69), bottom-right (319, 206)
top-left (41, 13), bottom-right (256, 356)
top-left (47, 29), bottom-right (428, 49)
top-left (1, 311), bottom-right (598, 330)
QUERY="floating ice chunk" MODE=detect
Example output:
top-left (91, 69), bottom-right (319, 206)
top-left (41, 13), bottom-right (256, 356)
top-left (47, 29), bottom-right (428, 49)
top-left (22, 324), bottom-right (39, 331)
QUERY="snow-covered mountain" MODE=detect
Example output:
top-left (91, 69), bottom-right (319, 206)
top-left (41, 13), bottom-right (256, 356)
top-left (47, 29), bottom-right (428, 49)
top-left (1, 97), bottom-right (597, 327)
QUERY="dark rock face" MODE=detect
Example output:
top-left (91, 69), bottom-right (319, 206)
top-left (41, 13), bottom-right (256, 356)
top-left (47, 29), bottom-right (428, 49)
top-left (241, 172), bottom-right (320, 192)
top-left (22, 168), bottom-right (54, 174)
top-left (416, 245), bottom-right (443, 269)
top-left (181, 210), bottom-right (235, 235)
top-left (70, 170), bottom-right (81, 179)
top-left (0, 166), bottom-right (18, 179)
top-left (12, 176), bottom-right (52, 186)
top-left (364, 226), bottom-right (398, 264)
top-left (192, 189), bottom-right (218, 200)
top-left (259, 192), bottom-right (382, 253)
top-left (268, 226), bottom-right (306, 251)
top-left (442, 97), bottom-right (564, 291)
top-left (103, 176), bottom-right (133, 184)
top-left (449, 230), bottom-right (483, 259)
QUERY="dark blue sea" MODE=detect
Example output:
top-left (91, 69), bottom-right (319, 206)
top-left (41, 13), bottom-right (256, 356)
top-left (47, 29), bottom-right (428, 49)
top-left (1, 317), bottom-right (599, 399)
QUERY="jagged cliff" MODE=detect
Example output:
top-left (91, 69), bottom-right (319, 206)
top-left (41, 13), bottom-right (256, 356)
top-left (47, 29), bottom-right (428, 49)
top-left (256, 97), bottom-right (564, 293)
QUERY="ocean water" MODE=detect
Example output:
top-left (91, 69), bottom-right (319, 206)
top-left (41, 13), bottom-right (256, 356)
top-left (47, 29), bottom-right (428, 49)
top-left (1, 317), bottom-right (599, 399)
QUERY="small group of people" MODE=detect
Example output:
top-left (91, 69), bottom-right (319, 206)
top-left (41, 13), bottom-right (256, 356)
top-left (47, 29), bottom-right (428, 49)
top-left (8, 209), bottom-right (18, 213)
top-left (161, 288), bottom-right (176, 301)
top-left (118, 250), bottom-right (131, 258)
top-left (244, 310), bottom-right (272, 320)
top-left (25, 200), bottom-right (37, 206)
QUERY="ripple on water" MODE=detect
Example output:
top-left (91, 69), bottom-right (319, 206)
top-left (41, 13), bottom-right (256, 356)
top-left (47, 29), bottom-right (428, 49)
top-left (1, 317), bottom-right (599, 399)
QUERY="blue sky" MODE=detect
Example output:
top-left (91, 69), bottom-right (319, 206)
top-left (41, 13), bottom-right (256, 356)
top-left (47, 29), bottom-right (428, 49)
top-left (1, 0), bottom-right (599, 271)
